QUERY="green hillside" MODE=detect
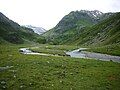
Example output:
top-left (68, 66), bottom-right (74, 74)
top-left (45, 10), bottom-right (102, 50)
top-left (43, 10), bottom-right (113, 45)
top-left (65, 12), bottom-right (120, 46)
top-left (0, 12), bottom-right (45, 44)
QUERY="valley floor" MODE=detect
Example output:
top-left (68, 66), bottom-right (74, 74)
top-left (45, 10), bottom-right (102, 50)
top-left (0, 44), bottom-right (120, 90)
top-left (87, 44), bottom-right (120, 56)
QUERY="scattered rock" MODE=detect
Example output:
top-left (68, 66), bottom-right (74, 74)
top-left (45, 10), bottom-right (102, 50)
top-left (2, 86), bottom-right (6, 89)
top-left (13, 75), bottom-right (16, 78)
top-left (1, 81), bottom-right (6, 84)
top-left (0, 66), bottom-right (14, 71)
top-left (60, 80), bottom-right (63, 83)
top-left (20, 85), bottom-right (23, 88)
top-left (70, 73), bottom-right (73, 75)
top-left (9, 70), bottom-right (17, 73)
top-left (51, 84), bottom-right (54, 86)
top-left (29, 83), bottom-right (33, 85)
top-left (47, 61), bottom-right (50, 64)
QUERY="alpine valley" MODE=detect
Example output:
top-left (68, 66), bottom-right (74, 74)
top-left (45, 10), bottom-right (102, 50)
top-left (0, 10), bottom-right (120, 90)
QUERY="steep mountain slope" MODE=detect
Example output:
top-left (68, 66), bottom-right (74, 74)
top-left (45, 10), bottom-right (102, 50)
top-left (66, 12), bottom-right (120, 46)
top-left (0, 12), bottom-right (39, 44)
top-left (43, 10), bottom-right (113, 44)
top-left (24, 25), bottom-right (46, 35)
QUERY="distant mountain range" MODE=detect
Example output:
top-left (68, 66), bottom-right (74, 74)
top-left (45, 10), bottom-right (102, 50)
top-left (24, 25), bottom-right (46, 35)
top-left (48, 10), bottom-right (112, 33)
top-left (0, 12), bottom-right (45, 44)
top-left (43, 10), bottom-right (120, 46)
top-left (0, 10), bottom-right (119, 46)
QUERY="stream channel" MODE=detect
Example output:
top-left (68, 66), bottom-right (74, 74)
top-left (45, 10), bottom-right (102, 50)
top-left (20, 48), bottom-right (120, 63)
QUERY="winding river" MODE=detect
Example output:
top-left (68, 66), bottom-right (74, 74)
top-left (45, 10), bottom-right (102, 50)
top-left (66, 48), bottom-right (120, 63)
top-left (19, 48), bottom-right (59, 56)
top-left (19, 48), bottom-right (120, 63)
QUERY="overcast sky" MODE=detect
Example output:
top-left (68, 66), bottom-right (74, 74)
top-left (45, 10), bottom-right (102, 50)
top-left (0, 0), bottom-right (120, 30)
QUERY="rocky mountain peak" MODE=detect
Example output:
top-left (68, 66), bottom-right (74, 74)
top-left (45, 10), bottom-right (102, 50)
top-left (80, 10), bottom-right (103, 19)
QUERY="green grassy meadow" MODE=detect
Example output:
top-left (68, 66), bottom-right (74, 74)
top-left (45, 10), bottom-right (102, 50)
top-left (0, 44), bottom-right (120, 90)
top-left (87, 44), bottom-right (120, 56)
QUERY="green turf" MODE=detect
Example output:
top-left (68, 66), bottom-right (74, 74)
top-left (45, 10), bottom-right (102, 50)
top-left (0, 44), bottom-right (120, 90)
top-left (87, 44), bottom-right (120, 56)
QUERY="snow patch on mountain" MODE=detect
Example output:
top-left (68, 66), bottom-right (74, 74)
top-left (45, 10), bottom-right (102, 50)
top-left (25, 25), bottom-right (46, 35)
top-left (80, 10), bottom-right (103, 19)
